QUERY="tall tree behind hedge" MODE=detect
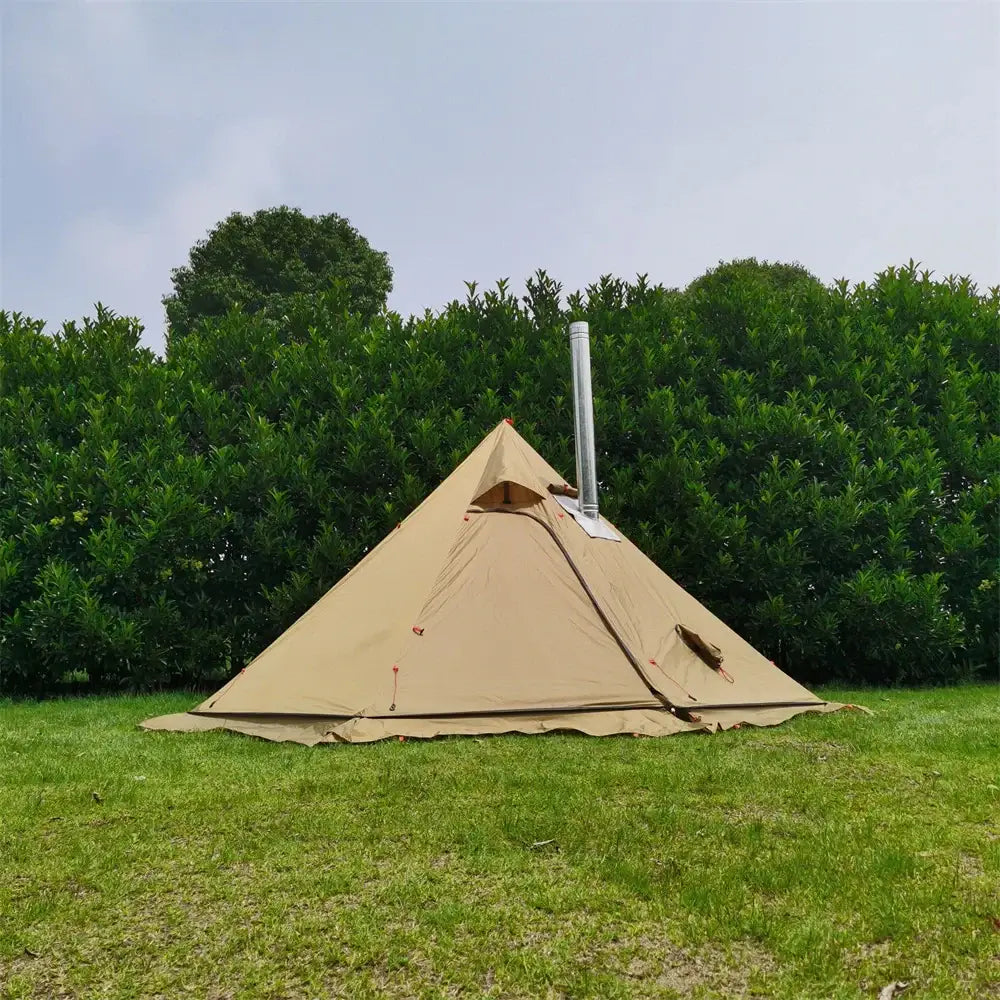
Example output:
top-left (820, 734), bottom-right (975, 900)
top-left (163, 206), bottom-right (392, 346)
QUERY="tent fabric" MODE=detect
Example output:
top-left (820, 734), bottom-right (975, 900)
top-left (141, 702), bottom-right (849, 745)
top-left (142, 420), bottom-right (845, 744)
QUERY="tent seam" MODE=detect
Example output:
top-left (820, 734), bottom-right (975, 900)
top-left (468, 506), bottom-right (696, 722)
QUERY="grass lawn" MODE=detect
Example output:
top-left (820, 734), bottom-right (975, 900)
top-left (1, 686), bottom-right (997, 999)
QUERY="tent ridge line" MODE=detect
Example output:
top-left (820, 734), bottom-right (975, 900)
top-left (188, 700), bottom-right (825, 722)
top-left (365, 698), bottom-right (827, 719)
top-left (364, 703), bottom-right (666, 720)
top-left (468, 506), bottom-right (694, 722)
top-left (189, 703), bottom-right (669, 722)
top-left (676, 700), bottom-right (825, 711)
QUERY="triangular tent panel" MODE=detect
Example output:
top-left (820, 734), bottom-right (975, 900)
top-left (143, 421), bottom-right (845, 744)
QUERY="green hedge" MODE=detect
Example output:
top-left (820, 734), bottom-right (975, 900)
top-left (2, 260), bottom-right (997, 695)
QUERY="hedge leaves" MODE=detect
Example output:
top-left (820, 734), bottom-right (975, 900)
top-left (2, 260), bottom-right (996, 694)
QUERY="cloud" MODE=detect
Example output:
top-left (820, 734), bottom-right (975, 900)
top-left (5, 0), bottom-right (998, 357)
top-left (59, 116), bottom-right (293, 348)
top-left (8, 4), bottom-right (152, 165)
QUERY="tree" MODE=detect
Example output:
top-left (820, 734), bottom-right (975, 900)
top-left (687, 257), bottom-right (824, 297)
top-left (163, 206), bottom-right (393, 345)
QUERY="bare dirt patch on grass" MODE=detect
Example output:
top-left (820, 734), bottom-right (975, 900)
top-left (578, 927), bottom-right (777, 998)
top-left (624, 940), bottom-right (776, 998)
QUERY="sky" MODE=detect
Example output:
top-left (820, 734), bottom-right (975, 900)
top-left (3, 1), bottom-right (998, 355)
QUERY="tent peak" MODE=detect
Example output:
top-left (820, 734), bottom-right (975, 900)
top-left (471, 421), bottom-right (554, 505)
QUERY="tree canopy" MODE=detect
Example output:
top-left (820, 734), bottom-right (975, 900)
top-left (163, 206), bottom-right (392, 346)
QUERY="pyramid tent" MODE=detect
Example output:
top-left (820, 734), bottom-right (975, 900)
top-left (143, 421), bottom-right (845, 744)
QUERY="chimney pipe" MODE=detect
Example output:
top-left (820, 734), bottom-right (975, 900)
top-left (568, 321), bottom-right (599, 520)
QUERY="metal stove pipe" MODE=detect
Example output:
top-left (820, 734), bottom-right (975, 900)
top-left (568, 320), bottom-right (599, 520)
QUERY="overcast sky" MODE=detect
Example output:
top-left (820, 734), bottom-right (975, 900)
top-left (3, 1), bottom-right (998, 354)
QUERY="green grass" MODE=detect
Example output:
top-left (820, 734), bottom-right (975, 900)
top-left (1, 687), bottom-right (998, 999)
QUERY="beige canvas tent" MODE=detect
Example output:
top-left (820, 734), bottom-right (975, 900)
top-left (143, 323), bottom-right (846, 745)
